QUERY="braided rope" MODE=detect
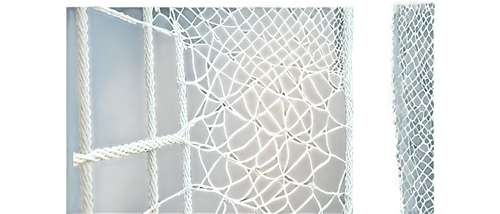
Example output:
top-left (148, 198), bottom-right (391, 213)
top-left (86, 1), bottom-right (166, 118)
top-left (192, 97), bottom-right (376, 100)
top-left (90, 5), bottom-right (179, 37)
top-left (73, 134), bottom-right (187, 166)
top-left (174, 15), bottom-right (193, 214)
top-left (142, 6), bottom-right (160, 214)
top-left (76, 7), bottom-right (93, 214)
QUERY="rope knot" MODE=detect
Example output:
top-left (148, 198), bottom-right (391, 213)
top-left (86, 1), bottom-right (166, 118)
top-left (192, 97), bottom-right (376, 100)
top-left (221, 152), bottom-right (230, 158)
top-left (252, 166), bottom-right (260, 175)
top-left (248, 81), bottom-right (257, 88)
top-left (277, 128), bottom-right (286, 136)
top-left (279, 92), bottom-right (286, 100)
top-left (308, 182), bottom-right (316, 189)
top-left (251, 116), bottom-right (257, 123)
top-left (253, 207), bottom-right (259, 214)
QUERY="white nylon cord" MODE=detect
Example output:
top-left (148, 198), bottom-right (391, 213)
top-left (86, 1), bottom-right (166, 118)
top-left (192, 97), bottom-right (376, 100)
top-left (175, 28), bottom-right (193, 214)
top-left (76, 7), bottom-right (93, 214)
top-left (142, 6), bottom-right (160, 214)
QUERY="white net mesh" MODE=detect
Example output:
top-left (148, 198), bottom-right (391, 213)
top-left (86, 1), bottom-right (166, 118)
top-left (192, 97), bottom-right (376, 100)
top-left (391, 3), bottom-right (434, 214)
top-left (72, 6), bottom-right (353, 214)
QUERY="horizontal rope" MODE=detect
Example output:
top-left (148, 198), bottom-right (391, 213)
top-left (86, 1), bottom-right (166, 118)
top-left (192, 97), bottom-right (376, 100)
top-left (91, 6), bottom-right (181, 38)
top-left (73, 110), bottom-right (221, 167)
top-left (73, 134), bottom-right (186, 166)
top-left (72, 128), bottom-right (348, 177)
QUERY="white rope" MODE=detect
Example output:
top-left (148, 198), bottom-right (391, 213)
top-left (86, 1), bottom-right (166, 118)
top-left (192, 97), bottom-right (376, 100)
top-left (73, 110), bottom-right (221, 166)
top-left (173, 20), bottom-right (193, 214)
top-left (143, 7), bottom-right (159, 214)
top-left (72, 124), bottom-right (346, 167)
top-left (91, 6), bottom-right (179, 37)
top-left (76, 7), bottom-right (93, 214)
top-left (73, 134), bottom-right (187, 166)
top-left (143, 182), bottom-right (345, 214)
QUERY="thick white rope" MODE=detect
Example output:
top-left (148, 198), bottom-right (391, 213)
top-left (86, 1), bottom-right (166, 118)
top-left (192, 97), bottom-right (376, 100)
top-left (73, 134), bottom-right (187, 166)
top-left (143, 7), bottom-right (159, 214)
top-left (173, 20), bottom-right (193, 214)
top-left (73, 123), bottom-right (346, 166)
top-left (76, 7), bottom-right (93, 214)
top-left (73, 111), bottom-right (220, 166)
top-left (91, 6), bottom-right (179, 38)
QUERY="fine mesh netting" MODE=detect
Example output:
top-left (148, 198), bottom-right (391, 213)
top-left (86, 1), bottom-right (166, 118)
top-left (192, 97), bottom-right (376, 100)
top-left (72, 6), bottom-right (353, 214)
top-left (391, 3), bottom-right (434, 214)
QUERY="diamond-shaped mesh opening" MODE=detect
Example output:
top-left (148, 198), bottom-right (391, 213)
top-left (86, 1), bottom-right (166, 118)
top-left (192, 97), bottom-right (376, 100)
top-left (391, 3), bottom-right (434, 214)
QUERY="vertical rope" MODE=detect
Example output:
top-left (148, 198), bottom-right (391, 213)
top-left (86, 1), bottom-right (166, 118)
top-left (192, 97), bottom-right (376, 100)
top-left (143, 7), bottom-right (159, 214)
top-left (342, 7), bottom-right (355, 214)
top-left (174, 26), bottom-right (193, 213)
top-left (76, 7), bottom-right (93, 214)
top-left (432, 0), bottom-right (439, 214)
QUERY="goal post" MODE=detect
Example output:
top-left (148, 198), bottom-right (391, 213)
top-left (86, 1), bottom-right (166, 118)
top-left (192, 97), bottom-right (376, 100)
top-left (73, 4), bottom-right (356, 214)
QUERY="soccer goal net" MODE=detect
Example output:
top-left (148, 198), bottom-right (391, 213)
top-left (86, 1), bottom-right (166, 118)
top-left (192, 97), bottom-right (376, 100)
top-left (71, 6), bottom-right (353, 214)
top-left (391, 3), bottom-right (434, 214)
